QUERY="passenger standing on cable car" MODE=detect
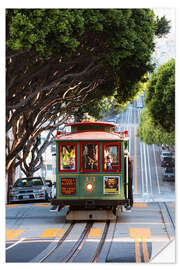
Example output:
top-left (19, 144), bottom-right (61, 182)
top-left (106, 156), bottom-right (112, 170)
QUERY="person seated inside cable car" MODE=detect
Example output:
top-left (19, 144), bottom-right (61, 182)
top-left (106, 155), bottom-right (112, 170)
top-left (87, 155), bottom-right (98, 170)
top-left (68, 157), bottom-right (75, 169)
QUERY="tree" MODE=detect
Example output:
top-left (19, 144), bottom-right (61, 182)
top-left (6, 9), bottom-right (170, 185)
top-left (145, 58), bottom-right (175, 133)
top-left (137, 107), bottom-right (175, 146)
top-left (155, 16), bottom-right (171, 38)
top-left (19, 130), bottom-right (55, 177)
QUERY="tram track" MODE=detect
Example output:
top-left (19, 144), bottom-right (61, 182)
top-left (39, 221), bottom-right (111, 263)
top-left (62, 222), bottom-right (93, 262)
top-left (158, 202), bottom-right (175, 240)
top-left (164, 202), bottom-right (175, 231)
top-left (39, 222), bottom-right (75, 262)
top-left (92, 220), bottom-right (110, 262)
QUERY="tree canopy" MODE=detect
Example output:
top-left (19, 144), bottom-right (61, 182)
top-left (145, 58), bottom-right (175, 133)
top-left (6, 9), bottom-right (170, 180)
top-left (137, 107), bottom-right (175, 146)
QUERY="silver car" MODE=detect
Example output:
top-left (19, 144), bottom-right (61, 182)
top-left (163, 167), bottom-right (175, 181)
top-left (9, 177), bottom-right (52, 203)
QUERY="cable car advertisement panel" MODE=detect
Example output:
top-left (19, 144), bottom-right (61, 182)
top-left (61, 178), bottom-right (76, 195)
top-left (104, 176), bottom-right (120, 194)
top-left (58, 143), bottom-right (77, 172)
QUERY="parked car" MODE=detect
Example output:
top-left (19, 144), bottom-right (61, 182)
top-left (160, 151), bottom-right (172, 165)
top-left (161, 157), bottom-right (175, 168)
top-left (107, 119), bottom-right (117, 123)
top-left (163, 167), bottom-right (175, 181)
top-left (9, 177), bottom-right (52, 203)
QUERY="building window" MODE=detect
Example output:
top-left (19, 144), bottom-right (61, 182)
top-left (80, 142), bottom-right (99, 172)
top-left (59, 143), bottom-right (77, 171)
top-left (51, 143), bottom-right (56, 153)
top-left (47, 164), bottom-right (52, 171)
top-left (103, 143), bottom-right (121, 172)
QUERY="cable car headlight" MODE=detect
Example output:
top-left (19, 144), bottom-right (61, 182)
top-left (86, 183), bottom-right (94, 192)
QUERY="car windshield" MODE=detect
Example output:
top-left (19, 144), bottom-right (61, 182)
top-left (164, 157), bottom-right (172, 161)
top-left (14, 178), bottom-right (43, 187)
top-left (163, 153), bottom-right (172, 157)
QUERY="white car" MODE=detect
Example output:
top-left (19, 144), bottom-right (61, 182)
top-left (9, 177), bottom-right (52, 203)
top-left (160, 151), bottom-right (172, 162)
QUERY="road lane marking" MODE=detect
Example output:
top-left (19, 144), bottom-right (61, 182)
top-left (6, 204), bottom-right (20, 207)
top-left (134, 237), bottom-right (141, 262)
top-left (56, 228), bottom-right (65, 238)
top-left (6, 238), bottom-right (25, 250)
top-left (153, 144), bottom-right (161, 194)
top-left (143, 143), bottom-right (148, 193)
top-left (40, 228), bottom-right (64, 238)
top-left (88, 228), bottom-right (102, 238)
top-left (133, 203), bottom-right (148, 207)
top-left (142, 236), bottom-right (150, 262)
top-left (134, 108), bottom-right (138, 193)
top-left (6, 230), bottom-right (24, 240)
top-left (140, 141), bottom-right (144, 194)
top-left (129, 228), bottom-right (151, 239)
top-left (40, 229), bottom-right (57, 238)
top-left (33, 204), bottom-right (50, 207)
top-left (129, 228), bottom-right (151, 263)
top-left (146, 144), bottom-right (153, 195)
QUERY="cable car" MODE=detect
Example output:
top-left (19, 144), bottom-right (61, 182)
top-left (51, 121), bottom-right (133, 220)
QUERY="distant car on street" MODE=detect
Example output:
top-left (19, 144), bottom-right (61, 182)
top-left (161, 157), bottom-right (175, 168)
top-left (9, 177), bottom-right (52, 203)
top-left (163, 167), bottom-right (175, 181)
top-left (160, 151), bottom-right (172, 165)
top-left (107, 119), bottom-right (117, 123)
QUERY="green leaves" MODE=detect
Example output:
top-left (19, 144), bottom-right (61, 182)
top-left (146, 59), bottom-right (175, 132)
top-left (155, 15), bottom-right (171, 37)
top-left (6, 8), bottom-right (169, 106)
top-left (137, 107), bottom-right (175, 146)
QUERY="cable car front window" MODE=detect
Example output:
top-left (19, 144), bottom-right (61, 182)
top-left (61, 144), bottom-right (76, 170)
top-left (82, 143), bottom-right (99, 171)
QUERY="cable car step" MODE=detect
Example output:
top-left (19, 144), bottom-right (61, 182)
top-left (66, 209), bottom-right (117, 221)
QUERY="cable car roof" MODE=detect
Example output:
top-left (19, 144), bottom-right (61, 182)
top-left (56, 131), bottom-right (127, 141)
top-left (66, 121), bottom-right (116, 127)
top-left (56, 121), bottom-right (128, 141)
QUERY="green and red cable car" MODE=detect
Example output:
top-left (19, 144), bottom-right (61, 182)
top-left (51, 121), bottom-right (133, 220)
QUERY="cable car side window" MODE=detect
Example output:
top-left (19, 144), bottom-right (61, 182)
top-left (80, 142), bottom-right (100, 172)
top-left (59, 143), bottom-right (77, 172)
top-left (103, 143), bottom-right (121, 172)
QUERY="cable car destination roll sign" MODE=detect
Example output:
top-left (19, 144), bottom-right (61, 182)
top-left (61, 178), bottom-right (76, 195)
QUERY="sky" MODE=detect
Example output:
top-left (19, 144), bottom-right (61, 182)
top-left (153, 8), bottom-right (176, 66)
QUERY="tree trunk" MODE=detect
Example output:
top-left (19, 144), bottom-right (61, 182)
top-left (6, 162), bottom-right (16, 203)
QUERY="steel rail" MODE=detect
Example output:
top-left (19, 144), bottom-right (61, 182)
top-left (158, 202), bottom-right (175, 241)
top-left (62, 222), bottom-right (93, 262)
top-left (40, 222), bottom-right (75, 262)
top-left (164, 202), bottom-right (175, 231)
top-left (92, 220), bottom-right (110, 262)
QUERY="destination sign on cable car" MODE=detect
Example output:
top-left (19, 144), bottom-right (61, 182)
top-left (61, 178), bottom-right (76, 195)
